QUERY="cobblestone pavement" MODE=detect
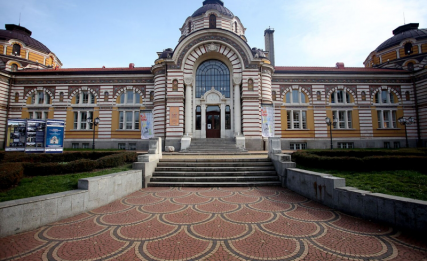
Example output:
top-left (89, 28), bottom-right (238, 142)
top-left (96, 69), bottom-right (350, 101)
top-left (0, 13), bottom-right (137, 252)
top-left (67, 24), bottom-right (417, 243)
top-left (1, 187), bottom-right (426, 261)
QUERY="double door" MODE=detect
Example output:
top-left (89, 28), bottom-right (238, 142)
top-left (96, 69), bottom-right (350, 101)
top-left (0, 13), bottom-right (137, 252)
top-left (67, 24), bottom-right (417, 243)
top-left (206, 106), bottom-right (220, 138)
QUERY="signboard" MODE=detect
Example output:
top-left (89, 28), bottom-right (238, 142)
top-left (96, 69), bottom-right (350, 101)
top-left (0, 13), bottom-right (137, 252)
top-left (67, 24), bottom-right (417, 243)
top-left (5, 119), bottom-right (27, 152)
top-left (170, 107), bottom-right (179, 126)
top-left (25, 120), bottom-right (46, 153)
top-left (261, 106), bottom-right (274, 137)
top-left (140, 110), bottom-right (154, 139)
top-left (45, 120), bottom-right (65, 153)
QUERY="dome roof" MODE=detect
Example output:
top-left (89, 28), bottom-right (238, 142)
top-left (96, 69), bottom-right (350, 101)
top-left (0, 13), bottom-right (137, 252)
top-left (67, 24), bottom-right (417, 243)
top-left (192, 0), bottom-right (234, 18)
top-left (0, 24), bottom-right (51, 54)
top-left (375, 23), bottom-right (427, 52)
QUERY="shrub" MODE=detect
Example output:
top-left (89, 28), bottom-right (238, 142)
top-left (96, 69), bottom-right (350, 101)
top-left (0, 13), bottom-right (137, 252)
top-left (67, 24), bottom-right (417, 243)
top-left (3, 151), bottom-right (118, 164)
top-left (0, 163), bottom-right (24, 189)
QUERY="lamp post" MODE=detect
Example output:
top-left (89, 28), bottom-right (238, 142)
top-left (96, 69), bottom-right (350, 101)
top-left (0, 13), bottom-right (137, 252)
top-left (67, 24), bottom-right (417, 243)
top-left (325, 117), bottom-right (338, 149)
top-left (398, 117), bottom-right (415, 148)
top-left (87, 117), bottom-right (100, 150)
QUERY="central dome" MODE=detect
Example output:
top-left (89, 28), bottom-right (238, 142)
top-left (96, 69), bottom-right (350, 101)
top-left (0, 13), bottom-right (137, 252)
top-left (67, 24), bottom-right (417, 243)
top-left (192, 0), bottom-right (234, 18)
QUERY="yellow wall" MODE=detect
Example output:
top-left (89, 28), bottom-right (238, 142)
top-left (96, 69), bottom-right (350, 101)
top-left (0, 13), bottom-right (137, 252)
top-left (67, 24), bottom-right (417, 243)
top-left (111, 108), bottom-right (143, 139)
top-left (382, 51), bottom-right (397, 62)
top-left (399, 46), bottom-right (419, 57)
top-left (65, 109), bottom-right (100, 139)
top-left (0, 45), bottom-right (3, 54)
top-left (29, 52), bottom-right (44, 63)
top-left (46, 56), bottom-right (53, 66)
top-left (373, 56), bottom-right (380, 65)
top-left (422, 44), bottom-right (427, 53)
top-left (324, 109), bottom-right (361, 138)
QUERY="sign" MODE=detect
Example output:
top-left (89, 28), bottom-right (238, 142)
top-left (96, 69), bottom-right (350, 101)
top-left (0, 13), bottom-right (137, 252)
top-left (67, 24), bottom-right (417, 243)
top-left (140, 110), bottom-right (154, 139)
top-left (25, 120), bottom-right (46, 153)
top-left (170, 107), bottom-right (179, 126)
top-left (45, 120), bottom-right (65, 153)
top-left (5, 119), bottom-right (27, 152)
top-left (261, 106), bottom-right (274, 137)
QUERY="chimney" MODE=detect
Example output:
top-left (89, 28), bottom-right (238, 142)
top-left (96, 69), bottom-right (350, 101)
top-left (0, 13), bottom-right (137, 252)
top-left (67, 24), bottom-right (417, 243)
top-left (336, 62), bottom-right (345, 69)
top-left (129, 63), bottom-right (135, 69)
top-left (264, 28), bottom-right (275, 66)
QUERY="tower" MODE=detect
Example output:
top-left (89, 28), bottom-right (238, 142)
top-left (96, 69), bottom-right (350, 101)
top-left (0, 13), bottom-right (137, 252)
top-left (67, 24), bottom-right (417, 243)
top-left (264, 28), bottom-right (275, 66)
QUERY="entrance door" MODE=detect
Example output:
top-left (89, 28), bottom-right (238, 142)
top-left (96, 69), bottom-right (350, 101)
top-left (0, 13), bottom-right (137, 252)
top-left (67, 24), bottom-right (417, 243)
top-left (206, 106), bottom-right (220, 138)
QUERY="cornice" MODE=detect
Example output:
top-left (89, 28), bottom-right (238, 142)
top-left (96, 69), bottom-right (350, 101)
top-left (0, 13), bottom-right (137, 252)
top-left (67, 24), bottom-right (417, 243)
top-left (14, 77), bottom-right (154, 85)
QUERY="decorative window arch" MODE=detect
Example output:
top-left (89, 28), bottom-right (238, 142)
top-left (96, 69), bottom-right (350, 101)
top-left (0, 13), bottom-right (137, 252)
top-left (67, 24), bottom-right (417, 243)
top-left (59, 92), bottom-right (64, 102)
top-left (404, 42), bottom-right (413, 55)
top-left (361, 91), bottom-right (367, 101)
top-left (284, 87), bottom-right (310, 104)
top-left (188, 21), bottom-right (192, 33)
top-left (150, 91), bottom-right (154, 102)
top-left (72, 88), bottom-right (97, 105)
top-left (14, 92), bottom-right (19, 103)
top-left (248, 79), bottom-right (254, 91)
top-left (116, 87), bottom-right (142, 105)
top-left (196, 60), bottom-right (230, 98)
top-left (27, 88), bottom-right (53, 105)
top-left (172, 79), bottom-right (178, 91)
top-left (11, 64), bottom-right (18, 72)
top-left (330, 89), bottom-right (352, 104)
top-left (12, 44), bottom-right (21, 56)
top-left (104, 91), bottom-right (109, 102)
top-left (209, 14), bottom-right (217, 29)
top-left (316, 91), bottom-right (321, 101)
top-left (373, 88), bottom-right (398, 104)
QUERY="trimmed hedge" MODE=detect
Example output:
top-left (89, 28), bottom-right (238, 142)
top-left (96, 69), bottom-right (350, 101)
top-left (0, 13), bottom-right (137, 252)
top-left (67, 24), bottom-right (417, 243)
top-left (22, 152), bottom-right (137, 176)
top-left (0, 163), bottom-right (24, 189)
top-left (1, 151), bottom-right (118, 164)
top-left (292, 150), bottom-right (426, 172)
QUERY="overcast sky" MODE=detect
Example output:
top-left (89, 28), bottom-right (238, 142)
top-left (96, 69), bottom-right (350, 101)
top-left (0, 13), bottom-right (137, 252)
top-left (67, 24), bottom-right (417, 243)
top-left (1, 0), bottom-right (426, 68)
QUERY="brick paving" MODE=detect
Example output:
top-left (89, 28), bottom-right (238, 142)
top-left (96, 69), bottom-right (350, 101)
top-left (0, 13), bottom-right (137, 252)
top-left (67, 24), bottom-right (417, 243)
top-left (1, 187), bottom-right (427, 260)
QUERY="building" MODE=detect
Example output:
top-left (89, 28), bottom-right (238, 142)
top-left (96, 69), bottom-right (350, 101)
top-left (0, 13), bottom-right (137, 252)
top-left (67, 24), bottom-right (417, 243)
top-left (1, 0), bottom-right (426, 151)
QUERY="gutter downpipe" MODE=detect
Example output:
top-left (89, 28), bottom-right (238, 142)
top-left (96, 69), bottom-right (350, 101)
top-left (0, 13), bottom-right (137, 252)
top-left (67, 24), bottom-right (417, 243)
top-left (4, 75), bottom-right (14, 149)
top-left (411, 75), bottom-right (422, 147)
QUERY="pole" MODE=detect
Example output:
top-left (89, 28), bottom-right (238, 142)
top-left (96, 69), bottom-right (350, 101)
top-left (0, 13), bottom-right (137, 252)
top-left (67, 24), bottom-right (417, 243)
top-left (405, 124), bottom-right (409, 148)
top-left (330, 123), bottom-right (333, 150)
top-left (92, 123), bottom-right (95, 150)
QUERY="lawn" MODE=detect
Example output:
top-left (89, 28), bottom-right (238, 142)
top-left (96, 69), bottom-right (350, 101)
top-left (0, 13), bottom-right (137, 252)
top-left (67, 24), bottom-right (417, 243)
top-left (297, 165), bottom-right (427, 201)
top-left (0, 164), bottom-right (133, 203)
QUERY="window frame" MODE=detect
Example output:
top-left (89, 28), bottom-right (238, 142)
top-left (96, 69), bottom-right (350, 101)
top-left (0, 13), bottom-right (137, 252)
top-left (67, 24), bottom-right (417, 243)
top-left (119, 110), bottom-right (140, 130)
top-left (73, 111), bottom-right (94, 130)
top-left (330, 89), bottom-right (351, 104)
top-left (374, 90), bottom-right (396, 105)
top-left (377, 109), bottom-right (397, 129)
top-left (75, 91), bottom-right (96, 105)
top-left (285, 89), bottom-right (308, 104)
top-left (119, 90), bottom-right (141, 105)
top-left (286, 109), bottom-right (308, 130)
top-left (332, 110), bottom-right (353, 129)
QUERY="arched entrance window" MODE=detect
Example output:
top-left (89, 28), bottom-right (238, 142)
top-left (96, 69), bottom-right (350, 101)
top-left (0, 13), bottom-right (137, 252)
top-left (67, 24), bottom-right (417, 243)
top-left (12, 44), bottom-right (21, 56)
top-left (196, 60), bottom-right (230, 98)
top-left (209, 14), bottom-right (217, 29)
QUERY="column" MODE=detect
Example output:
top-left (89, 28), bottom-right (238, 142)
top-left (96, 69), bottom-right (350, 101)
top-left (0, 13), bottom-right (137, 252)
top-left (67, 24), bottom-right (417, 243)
top-left (184, 76), bottom-right (193, 136)
top-left (233, 75), bottom-right (242, 136)
top-left (220, 103), bottom-right (225, 138)
top-left (201, 104), bottom-right (206, 138)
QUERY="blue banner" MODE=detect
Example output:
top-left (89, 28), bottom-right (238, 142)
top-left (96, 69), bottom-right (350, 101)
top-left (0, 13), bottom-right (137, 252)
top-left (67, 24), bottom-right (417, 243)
top-left (45, 120), bottom-right (65, 153)
top-left (25, 120), bottom-right (46, 153)
top-left (5, 119), bottom-right (27, 152)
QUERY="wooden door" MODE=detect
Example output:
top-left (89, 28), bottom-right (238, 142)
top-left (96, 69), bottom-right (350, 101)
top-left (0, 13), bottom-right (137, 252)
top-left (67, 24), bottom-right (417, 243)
top-left (206, 106), bottom-right (220, 138)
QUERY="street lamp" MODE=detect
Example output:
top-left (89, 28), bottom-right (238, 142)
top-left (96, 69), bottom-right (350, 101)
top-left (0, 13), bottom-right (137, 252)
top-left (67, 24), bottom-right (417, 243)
top-left (87, 117), bottom-right (100, 150)
top-left (398, 117), bottom-right (415, 148)
top-left (325, 117), bottom-right (338, 149)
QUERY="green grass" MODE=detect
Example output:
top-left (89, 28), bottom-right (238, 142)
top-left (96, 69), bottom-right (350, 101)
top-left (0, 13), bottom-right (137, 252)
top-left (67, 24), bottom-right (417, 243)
top-left (0, 164), bottom-right (133, 203)
top-left (297, 165), bottom-right (427, 201)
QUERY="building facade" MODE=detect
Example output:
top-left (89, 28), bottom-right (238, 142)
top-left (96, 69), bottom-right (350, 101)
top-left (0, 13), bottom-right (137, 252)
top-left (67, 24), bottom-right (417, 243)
top-left (1, 0), bottom-right (427, 151)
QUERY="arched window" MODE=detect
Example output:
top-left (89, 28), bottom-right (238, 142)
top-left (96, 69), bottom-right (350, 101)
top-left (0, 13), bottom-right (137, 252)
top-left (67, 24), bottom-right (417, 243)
top-left (234, 22), bottom-right (238, 33)
top-left (14, 92), bottom-right (19, 102)
top-left (209, 14), bottom-right (216, 29)
top-left (272, 91), bottom-right (276, 101)
top-left (404, 42), bottom-right (413, 55)
top-left (407, 62), bottom-right (414, 71)
top-left (11, 64), bottom-right (18, 72)
top-left (188, 22), bottom-right (192, 33)
top-left (12, 44), bottom-right (21, 56)
top-left (330, 90), bottom-right (351, 104)
top-left (75, 91), bottom-right (95, 104)
top-left (120, 90), bottom-right (140, 104)
top-left (361, 91), bottom-right (366, 101)
top-left (225, 105), bottom-right (231, 129)
top-left (31, 90), bottom-right (51, 105)
top-left (59, 92), bottom-right (64, 102)
top-left (405, 91), bottom-right (410, 101)
top-left (196, 60), bottom-right (230, 98)
top-left (172, 79), bottom-right (178, 91)
top-left (285, 89), bottom-right (307, 104)
top-left (375, 90), bottom-right (396, 104)
top-left (150, 91), bottom-right (154, 102)
top-left (104, 91), bottom-right (109, 102)
top-left (195, 106), bottom-right (201, 130)
top-left (316, 91), bottom-right (321, 101)
top-left (248, 79), bottom-right (254, 91)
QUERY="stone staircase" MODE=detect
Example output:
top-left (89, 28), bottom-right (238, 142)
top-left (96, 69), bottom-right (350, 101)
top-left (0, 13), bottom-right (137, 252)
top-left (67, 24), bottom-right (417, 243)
top-left (148, 157), bottom-right (281, 187)
top-left (180, 138), bottom-right (247, 154)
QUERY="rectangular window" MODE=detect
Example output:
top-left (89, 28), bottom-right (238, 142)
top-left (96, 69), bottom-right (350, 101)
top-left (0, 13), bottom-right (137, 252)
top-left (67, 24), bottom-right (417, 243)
top-left (337, 90), bottom-right (344, 103)
top-left (74, 111), bottom-right (93, 130)
top-left (196, 106), bottom-right (201, 130)
top-left (74, 112), bottom-right (78, 129)
top-left (338, 142), bottom-right (354, 149)
top-left (126, 111), bottom-right (133, 130)
top-left (129, 143), bottom-right (136, 150)
top-left (82, 143), bottom-right (89, 149)
top-left (36, 112), bottom-right (42, 119)
top-left (127, 91), bottom-right (134, 104)
top-left (287, 111), bottom-right (291, 129)
top-left (293, 111), bottom-right (300, 129)
top-left (38, 91), bottom-right (44, 104)
top-left (134, 111), bottom-right (140, 130)
top-left (377, 110), bottom-right (397, 129)
top-left (76, 93), bottom-right (80, 104)
top-left (90, 93), bottom-right (95, 104)
top-left (333, 110), bottom-right (352, 129)
top-left (119, 112), bottom-right (124, 130)
top-left (394, 142), bottom-right (400, 149)
top-left (225, 106), bottom-right (231, 130)
top-left (119, 111), bottom-right (140, 130)
top-left (290, 143), bottom-right (307, 150)
top-left (287, 110), bottom-right (307, 130)
top-left (384, 142), bottom-right (391, 149)
top-left (72, 143), bottom-right (79, 149)
top-left (82, 92), bottom-right (89, 104)
top-left (118, 143), bottom-right (126, 150)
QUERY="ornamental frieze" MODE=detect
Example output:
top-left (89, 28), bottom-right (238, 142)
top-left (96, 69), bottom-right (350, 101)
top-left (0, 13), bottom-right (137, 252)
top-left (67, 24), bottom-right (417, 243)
top-left (15, 78), bottom-right (154, 85)
top-left (272, 78), bottom-right (411, 84)
top-left (169, 35), bottom-right (256, 69)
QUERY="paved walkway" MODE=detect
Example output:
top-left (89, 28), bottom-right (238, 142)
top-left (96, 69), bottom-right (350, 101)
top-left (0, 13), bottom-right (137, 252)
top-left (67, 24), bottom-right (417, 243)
top-left (1, 187), bottom-right (426, 261)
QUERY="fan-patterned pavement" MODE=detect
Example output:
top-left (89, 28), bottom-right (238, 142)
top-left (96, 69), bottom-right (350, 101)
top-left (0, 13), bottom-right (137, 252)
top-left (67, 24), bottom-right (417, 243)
top-left (1, 187), bottom-right (426, 260)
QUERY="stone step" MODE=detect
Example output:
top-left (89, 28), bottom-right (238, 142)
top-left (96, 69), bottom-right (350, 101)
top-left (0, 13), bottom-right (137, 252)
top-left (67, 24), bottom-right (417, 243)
top-left (147, 181), bottom-right (282, 187)
top-left (155, 166), bottom-right (276, 172)
top-left (159, 158), bottom-right (269, 162)
top-left (152, 171), bottom-right (278, 177)
top-left (157, 162), bottom-right (273, 167)
top-left (150, 176), bottom-right (280, 183)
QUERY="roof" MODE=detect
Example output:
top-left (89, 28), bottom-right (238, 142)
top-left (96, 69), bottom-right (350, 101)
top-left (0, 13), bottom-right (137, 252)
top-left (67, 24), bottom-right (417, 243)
top-left (192, 0), bottom-right (234, 18)
top-left (0, 24), bottom-right (51, 54)
top-left (274, 66), bottom-right (407, 74)
top-left (375, 23), bottom-right (427, 52)
top-left (14, 67), bottom-right (153, 75)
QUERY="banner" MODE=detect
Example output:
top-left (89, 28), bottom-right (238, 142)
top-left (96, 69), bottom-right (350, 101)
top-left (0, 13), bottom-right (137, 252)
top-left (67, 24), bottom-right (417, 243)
top-left (25, 120), bottom-right (46, 153)
top-left (5, 119), bottom-right (27, 152)
top-left (261, 106), bottom-right (274, 137)
top-left (140, 110), bottom-right (154, 139)
top-left (45, 120), bottom-right (65, 153)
